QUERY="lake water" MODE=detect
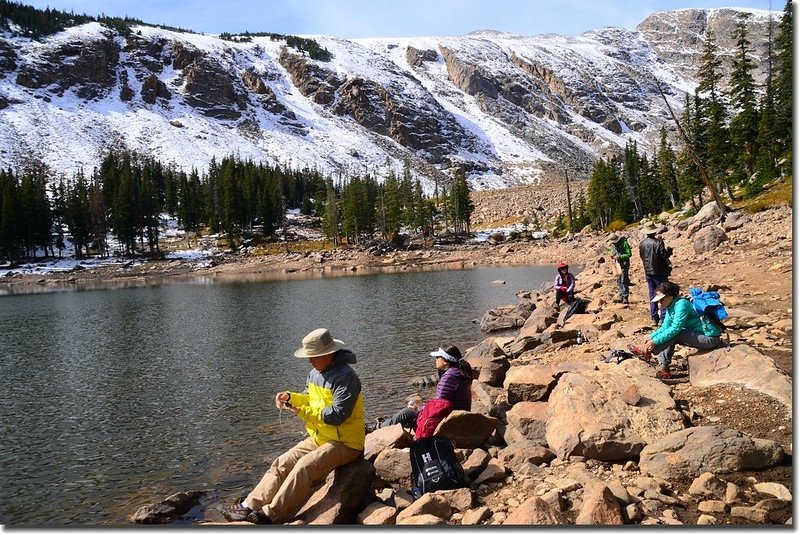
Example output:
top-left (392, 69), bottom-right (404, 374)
top-left (0, 265), bottom-right (557, 525)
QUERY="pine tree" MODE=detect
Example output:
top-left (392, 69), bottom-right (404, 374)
top-left (321, 179), bottom-right (340, 245)
top-left (622, 140), bottom-right (642, 220)
top-left (88, 176), bottom-right (108, 257)
top-left (50, 176), bottom-right (67, 257)
top-left (382, 169), bottom-right (401, 238)
top-left (773, 0), bottom-right (793, 175)
top-left (0, 168), bottom-right (21, 260)
top-left (65, 169), bottom-right (91, 259)
top-left (751, 6), bottom-right (778, 197)
top-left (696, 30), bottom-right (733, 199)
top-left (727, 13), bottom-right (760, 186)
top-left (656, 127), bottom-right (680, 208)
top-left (449, 169), bottom-right (474, 235)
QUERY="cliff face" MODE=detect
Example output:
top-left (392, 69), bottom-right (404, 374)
top-left (0, 9), bottom-right (778, 189)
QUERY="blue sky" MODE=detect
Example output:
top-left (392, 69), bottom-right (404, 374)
top-left (22, 0), bottom-right (779, 38)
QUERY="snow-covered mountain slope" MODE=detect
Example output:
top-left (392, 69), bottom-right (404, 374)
top-left (0, 8), bottom-right (777, 191)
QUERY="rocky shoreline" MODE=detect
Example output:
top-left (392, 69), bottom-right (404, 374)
top-left (129, 202), bottom-right (792, 526)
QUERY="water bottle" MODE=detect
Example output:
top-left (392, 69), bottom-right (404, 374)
top-left (576, 331), bottom-right (583, 345)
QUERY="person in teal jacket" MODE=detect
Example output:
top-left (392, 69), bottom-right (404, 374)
top-left (608, 232), bottom-right (632, 304)
top-left (639, 281), bottom-right (722, 378)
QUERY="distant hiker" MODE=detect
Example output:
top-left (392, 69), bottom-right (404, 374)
top-left (553, 262), bottom-right (576, 309)
top-left (608, 232), bottom-right (631, 304)
top-left (629, 281), bottom-right (723, 379)
top-left (369, 345), bottom-right (472, 436)
top-left (638, 222), bottom-right (672, 325)
top-left (220, 328), bottom-right (364, 525)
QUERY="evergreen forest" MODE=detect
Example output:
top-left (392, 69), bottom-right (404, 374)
top-left (583, 5), bottom-right (793, 230)
top-left (0, 2), bottom-right (793, 262)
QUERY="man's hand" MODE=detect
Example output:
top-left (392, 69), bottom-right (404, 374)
top-left (275, 391), bottom-right (290, 410)
top-left (643, 339), bottom-right (655, 353)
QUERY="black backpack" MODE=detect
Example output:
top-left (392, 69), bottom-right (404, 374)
top-left (409, 436), bottom-right (465, 499)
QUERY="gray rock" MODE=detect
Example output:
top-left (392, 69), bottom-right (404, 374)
top-left (688, 345), bottom-right (792, 409)
top-left (639, 426), bottom-right (784, 480)
top-left (130, 491), bottom-right (205, 524)
top-left (692, 225), bottom-right (728, 253)
top-left (505, 401), bottom-right (549, 443)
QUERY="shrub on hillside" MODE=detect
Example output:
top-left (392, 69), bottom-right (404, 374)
top-left (604, 220), bottom-right (627, 232)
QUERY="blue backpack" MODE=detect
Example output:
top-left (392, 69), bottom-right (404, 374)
top-left (688, 288), bottom-right (729, 332)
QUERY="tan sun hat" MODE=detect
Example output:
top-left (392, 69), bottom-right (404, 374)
top-left (294, 328), bottom-right (345, 358)
top-left (607, 232), bottom-right (620, 242)
top-left (642, 222), bottom-right (665, 235)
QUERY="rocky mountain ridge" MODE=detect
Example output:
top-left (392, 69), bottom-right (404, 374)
top-left (0, 7), bottom-right (777, 190)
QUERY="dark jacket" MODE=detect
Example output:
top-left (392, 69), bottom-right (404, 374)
top-left (639, 236), bottom-right (672, 277)
top-left (435, 366), bottom-right (471, 411)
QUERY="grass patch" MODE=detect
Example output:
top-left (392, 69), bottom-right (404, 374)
top-left (741, 177), bottom-right (793, 214)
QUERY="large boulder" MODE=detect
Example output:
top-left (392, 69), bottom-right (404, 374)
top-left (364, 424), bottom-right (414, 462)
top-left (470, 381), bottom-right (508, 418)
top-left (435, 410), bottom-right (498, 449)
top-left (294, 458), bottom-right (376, 524)
top-left (639, 426), bottom-right (785, 480)
top-left (688, 345), bottom-right (792, 409)
top-left (545, 363), bottom-right (685, 461)
top-left (466, 340), bottom-right (510, 386)
top-left (503, 364), bottom-right (560, 403)
top-left (692, 225), bottom-right (728, 254)
top-left (373, 448), bottom-right (412, 485)
top-left (479, 304), bottom-right (526, 332)
top-left (497, 440), bottom-right (555, 473)
top-left (518, 303), bottom-right (558, 337)
top-left (505, 401), bottom-right (549, 444)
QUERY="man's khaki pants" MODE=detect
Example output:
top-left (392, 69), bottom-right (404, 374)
top-left (246, 437), bottom-right (362, 523)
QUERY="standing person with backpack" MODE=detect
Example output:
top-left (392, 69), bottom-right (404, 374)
top-left (638, 222), bottom-right (672, 326)
top-left (608, 232), bottom-right (632, 304)
top-left (629, 281), bottom-right (723, 379)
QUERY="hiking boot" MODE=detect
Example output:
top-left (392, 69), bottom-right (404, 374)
top-left (365, 417), bottom-right (384, 434)
top-left (220, 502), bottom-right (252, 522)
top-left (622, 297), bottom-right (629, 304)
top-left (246, 510), bottom-right (272, 524)
top-left (657, 364), bottom-right (671, 379)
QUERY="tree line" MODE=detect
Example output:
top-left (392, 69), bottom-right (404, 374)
top-left (0, 0), bottom-right (195, 38)
top-left (585, 3), bottom-right (792, 228)
top-left (0, 151), bottom-right (474, 262)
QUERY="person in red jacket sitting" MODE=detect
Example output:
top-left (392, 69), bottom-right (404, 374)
top-left (553, 262), bottom-right (576, 309)
top-left (368, 345), bottom-right (472, 434)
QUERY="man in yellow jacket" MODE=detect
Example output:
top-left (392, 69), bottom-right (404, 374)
top-left (221, 328), bottom-right (365, 524)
